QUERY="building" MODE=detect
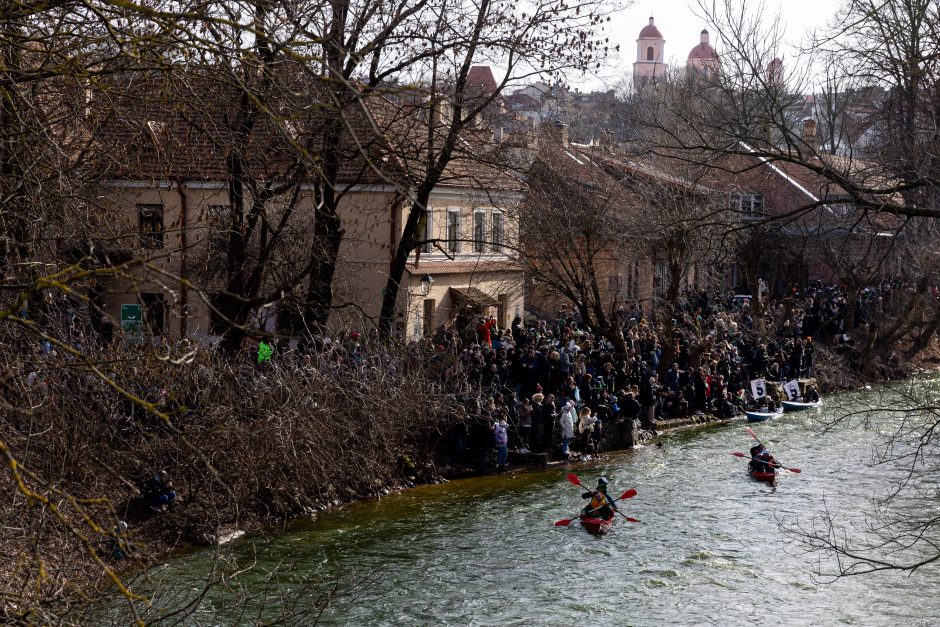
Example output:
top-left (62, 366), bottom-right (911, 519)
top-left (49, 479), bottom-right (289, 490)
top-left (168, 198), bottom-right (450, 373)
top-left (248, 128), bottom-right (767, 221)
top-left (632, 19), bottom-right (721, 88)
top-left (81, 71), bottom-right (524, 342)
top-left (633, 17), bottom-right (666, 88)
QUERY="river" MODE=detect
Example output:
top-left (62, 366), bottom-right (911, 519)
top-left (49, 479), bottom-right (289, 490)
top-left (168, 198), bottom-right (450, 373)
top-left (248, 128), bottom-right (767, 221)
top-left (114, 379), bottom-right (940, 626)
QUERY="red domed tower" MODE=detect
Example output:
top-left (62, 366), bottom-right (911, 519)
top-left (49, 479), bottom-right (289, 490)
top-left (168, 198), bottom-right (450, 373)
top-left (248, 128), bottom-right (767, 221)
top-left (687, 29), bottom-right (720, 77)
top-left (633, 17), bottom-right (665, 89)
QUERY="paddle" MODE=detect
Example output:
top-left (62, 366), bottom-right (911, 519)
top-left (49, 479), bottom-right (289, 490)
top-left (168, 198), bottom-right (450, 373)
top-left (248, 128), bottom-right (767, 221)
top-left (743, 427), bottom-right (801, 473)
top-left (562, 473), bottom-right (641, 525)
top-left (730, 451), bottom-right (801, 473)
top-left (553, 488), bottom-right (639, 526)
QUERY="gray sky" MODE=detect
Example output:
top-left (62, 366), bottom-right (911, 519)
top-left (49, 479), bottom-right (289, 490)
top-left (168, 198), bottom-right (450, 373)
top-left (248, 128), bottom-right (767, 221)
top-left (572, 0), bottom-right (844, 90)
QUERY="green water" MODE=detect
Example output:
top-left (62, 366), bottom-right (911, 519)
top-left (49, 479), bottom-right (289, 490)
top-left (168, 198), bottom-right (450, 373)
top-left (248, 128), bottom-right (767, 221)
top-left (113, 380), bottom-right (940, 626)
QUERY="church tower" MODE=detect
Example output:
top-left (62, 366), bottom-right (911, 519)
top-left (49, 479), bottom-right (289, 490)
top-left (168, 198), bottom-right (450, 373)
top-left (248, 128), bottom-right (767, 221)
top-left (633, 17), bottom-right (665, 89)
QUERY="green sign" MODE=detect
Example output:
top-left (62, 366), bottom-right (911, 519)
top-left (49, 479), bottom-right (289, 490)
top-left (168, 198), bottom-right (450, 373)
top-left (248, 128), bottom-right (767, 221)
top-left (121, 304), bottom-right (143, 331)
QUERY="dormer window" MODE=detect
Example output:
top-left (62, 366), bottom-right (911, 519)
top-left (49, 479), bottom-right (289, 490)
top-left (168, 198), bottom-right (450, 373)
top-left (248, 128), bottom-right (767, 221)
top-left (731, 193), bottom-right (765, 219)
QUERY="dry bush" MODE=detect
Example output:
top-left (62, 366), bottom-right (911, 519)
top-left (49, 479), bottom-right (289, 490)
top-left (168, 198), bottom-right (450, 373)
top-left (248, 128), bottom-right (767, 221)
top-left (0, 324), bottom-right (458, 623)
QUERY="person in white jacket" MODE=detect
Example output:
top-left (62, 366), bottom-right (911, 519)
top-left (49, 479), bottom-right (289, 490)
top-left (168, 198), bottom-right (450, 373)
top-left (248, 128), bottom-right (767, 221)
top-left (578, 407), bottom-right (597, 453)
top-left (558, 400), bottom-right (576, 458)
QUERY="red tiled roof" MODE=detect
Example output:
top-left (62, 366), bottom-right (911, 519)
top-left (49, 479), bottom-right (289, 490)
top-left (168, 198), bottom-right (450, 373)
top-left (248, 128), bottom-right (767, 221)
top-left (466, 66), bottom-right (498, 95)
top-left (89, 68), bottom-right (521, 192)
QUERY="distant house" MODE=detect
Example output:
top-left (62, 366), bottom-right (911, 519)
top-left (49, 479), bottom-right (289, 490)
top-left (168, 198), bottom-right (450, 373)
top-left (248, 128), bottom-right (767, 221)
top-left (81, 71), bottom-right (524, 342)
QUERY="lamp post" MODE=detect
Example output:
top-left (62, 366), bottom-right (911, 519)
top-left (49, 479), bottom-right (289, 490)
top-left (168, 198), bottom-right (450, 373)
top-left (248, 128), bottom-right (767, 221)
top-left (420, 274), bottom-right (434, 296)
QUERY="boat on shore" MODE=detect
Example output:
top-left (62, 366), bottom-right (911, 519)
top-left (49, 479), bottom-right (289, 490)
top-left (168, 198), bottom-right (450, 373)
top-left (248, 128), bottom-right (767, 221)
top-left (745, 409), bottom-right (782, 422)
top-left (579, 515), bottom-right (614, 535)
top-left (782, 399), bottom-right (822, 412)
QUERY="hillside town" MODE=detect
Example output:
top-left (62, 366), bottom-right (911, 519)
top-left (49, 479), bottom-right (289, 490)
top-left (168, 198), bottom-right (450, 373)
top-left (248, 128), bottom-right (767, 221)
top-left (1, 0), bottom-right (938, 623)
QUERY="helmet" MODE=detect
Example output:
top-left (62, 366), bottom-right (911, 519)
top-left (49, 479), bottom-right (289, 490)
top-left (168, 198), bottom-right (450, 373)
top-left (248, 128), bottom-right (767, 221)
top-left (597, 476), bottom-right (608, 485)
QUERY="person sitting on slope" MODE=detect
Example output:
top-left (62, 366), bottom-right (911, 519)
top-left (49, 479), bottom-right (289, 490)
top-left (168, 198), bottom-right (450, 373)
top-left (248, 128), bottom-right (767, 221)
top-left (581, 476), bottom-right (618, 520)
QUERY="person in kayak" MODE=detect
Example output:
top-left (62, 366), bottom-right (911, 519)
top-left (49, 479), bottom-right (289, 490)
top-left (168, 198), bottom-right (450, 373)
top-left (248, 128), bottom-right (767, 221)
top-left (581, 476), bottom-right (618, 520)
top-left (803, 384), bottom-right (820, 403)
top-left (749, 445), bottom-right (777, 473)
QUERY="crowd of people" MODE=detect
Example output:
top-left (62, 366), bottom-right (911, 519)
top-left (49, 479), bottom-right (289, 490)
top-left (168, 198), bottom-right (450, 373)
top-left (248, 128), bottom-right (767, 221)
top-left (434, 285), bottom-right (853, 472)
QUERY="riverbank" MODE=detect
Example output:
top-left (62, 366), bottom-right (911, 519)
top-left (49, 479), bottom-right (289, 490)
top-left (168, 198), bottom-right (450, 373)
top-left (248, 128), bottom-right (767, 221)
top-left (3, 335), bottom-right (939, 622)
top-left (116, 386), bottom-right (940, 626)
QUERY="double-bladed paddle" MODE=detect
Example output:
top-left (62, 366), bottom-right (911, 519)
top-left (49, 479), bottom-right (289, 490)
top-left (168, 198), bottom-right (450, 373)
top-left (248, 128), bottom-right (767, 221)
top-left (730, 451), bottom-right (801, 473)
top-left (743, 427), bottom-right (801, 473)
top-left (554, 473), bottom-right (640, 526)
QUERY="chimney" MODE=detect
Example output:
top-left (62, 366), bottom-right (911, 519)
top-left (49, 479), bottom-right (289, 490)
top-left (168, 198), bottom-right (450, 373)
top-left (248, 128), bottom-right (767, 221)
top-left (767, 58), bottom-right (784, 87)
top-left (541, 119), bottom-right (569, 146)
top-left (801, 118), bottom-right (817, 149)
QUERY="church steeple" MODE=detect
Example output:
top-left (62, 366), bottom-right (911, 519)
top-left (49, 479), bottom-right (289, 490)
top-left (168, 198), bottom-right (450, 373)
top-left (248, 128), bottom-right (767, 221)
top-left (634, 17), bottom-right (665, 89)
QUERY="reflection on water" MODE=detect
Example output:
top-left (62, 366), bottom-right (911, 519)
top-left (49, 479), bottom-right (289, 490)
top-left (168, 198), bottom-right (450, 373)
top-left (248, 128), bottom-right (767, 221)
top-left (108, 380), bottom-right (940, 626)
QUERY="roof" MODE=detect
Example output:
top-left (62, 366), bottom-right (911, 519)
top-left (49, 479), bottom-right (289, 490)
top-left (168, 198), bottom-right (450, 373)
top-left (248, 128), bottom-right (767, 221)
top-left (466, 66), bottom-right (498, 95)
top-left (88, 68), bottom-right (520, 192)
top-left (639, 18), bottom-right (663, 39)
top-left (688, 42), bottom-right (719, 60)
top-left (90, 71), bottom-right (407, 186)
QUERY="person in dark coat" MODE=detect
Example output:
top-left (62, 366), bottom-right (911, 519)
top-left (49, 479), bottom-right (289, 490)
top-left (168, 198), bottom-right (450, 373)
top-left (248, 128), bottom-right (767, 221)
top-left (539, 393), bottom-right (558, 453)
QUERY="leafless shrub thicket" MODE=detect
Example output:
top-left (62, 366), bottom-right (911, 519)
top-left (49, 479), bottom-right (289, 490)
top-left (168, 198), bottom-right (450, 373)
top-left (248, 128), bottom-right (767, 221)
top-left (0, 311), bottom-right (464, 622)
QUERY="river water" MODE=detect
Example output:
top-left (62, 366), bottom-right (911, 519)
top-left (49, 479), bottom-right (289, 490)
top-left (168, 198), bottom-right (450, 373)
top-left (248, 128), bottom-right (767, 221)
top-left (118, 379), bottom-right (940, 626)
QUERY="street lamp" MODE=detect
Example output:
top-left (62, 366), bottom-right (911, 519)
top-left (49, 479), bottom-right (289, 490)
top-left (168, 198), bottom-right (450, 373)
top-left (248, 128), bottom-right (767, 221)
top-left (420, 274), bottom-right (434, 296)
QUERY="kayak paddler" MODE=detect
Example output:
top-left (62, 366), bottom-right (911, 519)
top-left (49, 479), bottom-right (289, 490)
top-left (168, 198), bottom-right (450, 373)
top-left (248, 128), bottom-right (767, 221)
top-left (749, 444), bottom-right (777, 473)
top-left (581, 476), bottom-right (618, 520)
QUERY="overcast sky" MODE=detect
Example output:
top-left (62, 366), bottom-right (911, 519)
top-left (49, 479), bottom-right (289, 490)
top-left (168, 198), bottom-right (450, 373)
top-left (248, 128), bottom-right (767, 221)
top-left (572, 0), bottom-right (844, 90)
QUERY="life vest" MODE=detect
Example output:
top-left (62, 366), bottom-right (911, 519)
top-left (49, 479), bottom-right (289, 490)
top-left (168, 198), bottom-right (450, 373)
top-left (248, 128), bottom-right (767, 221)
top-left (590, 491), bottom-right (609, 511)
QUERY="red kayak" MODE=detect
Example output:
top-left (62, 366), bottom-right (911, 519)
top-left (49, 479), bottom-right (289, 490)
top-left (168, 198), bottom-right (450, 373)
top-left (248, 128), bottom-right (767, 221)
top-left (749, 468), bottom-right (776, 483)
top-left (579, 515), bottom-right (614, 535)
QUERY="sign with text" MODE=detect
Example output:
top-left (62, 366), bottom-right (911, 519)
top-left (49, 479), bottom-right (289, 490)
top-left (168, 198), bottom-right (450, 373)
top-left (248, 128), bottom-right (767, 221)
top-left (784, 380), bottom-right (801, 401)
top-left (750, 378), bottom-right (767, 399)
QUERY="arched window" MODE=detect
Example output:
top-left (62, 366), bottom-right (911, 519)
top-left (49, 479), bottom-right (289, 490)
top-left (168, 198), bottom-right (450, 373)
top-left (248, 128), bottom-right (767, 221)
top-left (646, 46), bottom-right (655, 61)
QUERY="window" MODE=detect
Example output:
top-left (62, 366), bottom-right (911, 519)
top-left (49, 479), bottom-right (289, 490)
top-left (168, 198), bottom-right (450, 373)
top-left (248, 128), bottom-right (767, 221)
top-left (491, 211), bottom-right (504, 253)
top-left (207, 204), bottom-right (230, 252)
top-left (420, 208), bottom-right (434, 254)
top-left (608, 274), bottom-right (623, 296)
top-left (654, 260), bottom-right (668, 296)
top-left (138, 204), bottom-right (164, 248)
top-left (447, 208), bottom-right (460, 253)
top-left (647, 46), bottom-right (655, 61)
top-left (413, 308), bottom-right (422, 339)
top-left (631, 259), bottom-right (640, 298)
top-left (473, 210), bottom-right (486, 253)
top-left (141, 292), bottom-right (166, 335)
top-left (731, 193), bottom-right (765, 219)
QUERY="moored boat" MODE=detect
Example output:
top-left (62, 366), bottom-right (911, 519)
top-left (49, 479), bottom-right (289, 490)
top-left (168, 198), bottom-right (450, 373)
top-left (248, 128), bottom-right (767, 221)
top-left (579, 515), bottom-right (614, 535)
top-left (781, 399), bottom-right (822, 412)
top-left (745, 409), bottom-right (781, 422)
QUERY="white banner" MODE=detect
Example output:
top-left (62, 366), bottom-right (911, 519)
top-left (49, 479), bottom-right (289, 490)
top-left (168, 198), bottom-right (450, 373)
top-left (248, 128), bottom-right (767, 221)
top-left (784, 380), bottom-right (801, 401)
top-left (750, 378), bottom-right (767, 399)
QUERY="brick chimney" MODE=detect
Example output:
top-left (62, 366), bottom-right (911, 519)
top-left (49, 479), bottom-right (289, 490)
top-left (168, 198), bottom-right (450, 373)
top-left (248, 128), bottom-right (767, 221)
top-left (541, 119), bottom-right (569, 146)
top-left (801, 118), bottom-right (817, 149)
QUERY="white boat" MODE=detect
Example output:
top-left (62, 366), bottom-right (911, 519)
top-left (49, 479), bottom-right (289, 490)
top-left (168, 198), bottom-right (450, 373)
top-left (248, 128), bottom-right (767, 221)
top-left (745, 409), bottom-right (783, 422)
top-left (782, 399), bottom-right (822, 412)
